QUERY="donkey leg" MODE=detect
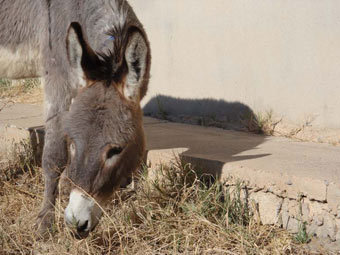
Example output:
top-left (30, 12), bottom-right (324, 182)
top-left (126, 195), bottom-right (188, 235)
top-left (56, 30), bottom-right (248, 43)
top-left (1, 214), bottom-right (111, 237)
top-left (36, 118), bottom-right (67, 235)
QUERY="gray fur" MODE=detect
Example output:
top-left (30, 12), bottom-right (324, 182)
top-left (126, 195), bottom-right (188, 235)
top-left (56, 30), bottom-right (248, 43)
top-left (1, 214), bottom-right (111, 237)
top-left (0, 0), bottom-right (150, 237)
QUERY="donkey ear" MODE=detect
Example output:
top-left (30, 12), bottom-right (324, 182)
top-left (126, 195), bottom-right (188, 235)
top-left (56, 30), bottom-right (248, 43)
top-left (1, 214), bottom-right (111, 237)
top-left (66, 22), bottom-right (98, 87)
top-left (123, 28), bottom-right (150, 101)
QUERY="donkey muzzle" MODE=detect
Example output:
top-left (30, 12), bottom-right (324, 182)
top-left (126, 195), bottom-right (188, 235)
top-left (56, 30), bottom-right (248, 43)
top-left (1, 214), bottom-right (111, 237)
top-left (64, 189), bottom-right (102, 237)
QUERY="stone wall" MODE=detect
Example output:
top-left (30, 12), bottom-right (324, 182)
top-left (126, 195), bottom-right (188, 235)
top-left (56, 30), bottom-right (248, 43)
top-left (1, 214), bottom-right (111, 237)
top-left (234, 184), bottom-right (340, 242)
top-left (146, 149), bottom-right (340, 243)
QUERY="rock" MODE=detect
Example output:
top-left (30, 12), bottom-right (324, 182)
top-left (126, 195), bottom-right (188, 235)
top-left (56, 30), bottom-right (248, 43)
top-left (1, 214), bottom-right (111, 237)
top-left (249, 191), bottom-right (283, 225)
top-left (281, 199), bottom-right (300, 219)
top-left (326, 183), bottom-right (340, 215)
top-left (285, 180), bottom-right (293, 185)
top-left (307, 222), bottom-right (319, 238)
top-left (336, 220), bottom-right (340, 241)
top-left (313, 215), bottom-right (337, 241)
top-left (314, 215), bottom-right (324, 226)
top-left (337, 205), bottom-right (340, 219)
top-left (281, 205), bottom-right (289, 229)
top-left (323, 215), bottom-right (337, 241)
top-left (290, 178), bottom-right (326, 202)
top-left (301, 202), bottom-right (310, 222)
top-left (286, 217), bottom-right (300, 233)
top-left (309, 201), bottom-right (329, 219)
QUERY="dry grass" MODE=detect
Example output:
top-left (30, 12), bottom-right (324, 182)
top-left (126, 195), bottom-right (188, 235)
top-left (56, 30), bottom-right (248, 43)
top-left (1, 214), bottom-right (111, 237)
top-left (241, 110), bottom-right (282, 136)
top-left (0, 79), bottom-right (43, 105)
top-left (0, 144), bottom-right (317, 255)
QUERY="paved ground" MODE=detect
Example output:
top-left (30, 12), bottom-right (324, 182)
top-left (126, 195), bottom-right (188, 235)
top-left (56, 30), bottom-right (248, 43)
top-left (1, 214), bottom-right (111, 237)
top-left (0, 102), bottom-right (43, 128)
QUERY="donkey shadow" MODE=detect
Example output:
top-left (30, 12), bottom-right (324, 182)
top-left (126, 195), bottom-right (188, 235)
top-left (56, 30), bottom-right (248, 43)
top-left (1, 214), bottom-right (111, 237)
top-left (142, 95), bottom-right (270, 179)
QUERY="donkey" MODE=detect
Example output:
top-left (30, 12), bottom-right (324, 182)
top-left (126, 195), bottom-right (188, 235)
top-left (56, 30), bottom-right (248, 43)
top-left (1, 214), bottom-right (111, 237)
top-left (0, 0), bottom-right (150, 238)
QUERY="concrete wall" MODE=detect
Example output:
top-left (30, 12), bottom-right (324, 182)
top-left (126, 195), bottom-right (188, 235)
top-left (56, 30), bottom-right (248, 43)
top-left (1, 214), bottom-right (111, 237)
top-left (129, 0), bottom-right (340, 129)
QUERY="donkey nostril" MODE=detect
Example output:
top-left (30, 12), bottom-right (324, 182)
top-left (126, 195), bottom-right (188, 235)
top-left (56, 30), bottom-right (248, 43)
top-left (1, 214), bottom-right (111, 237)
top-left (77, 220), bottom-right (88, 232)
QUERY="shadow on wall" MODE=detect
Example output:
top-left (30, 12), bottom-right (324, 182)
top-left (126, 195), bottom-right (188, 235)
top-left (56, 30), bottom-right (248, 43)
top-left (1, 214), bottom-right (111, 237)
top-left (143, 95), bottom-right (270, 179)
top-left (143, 95), bottom-right (264, 133)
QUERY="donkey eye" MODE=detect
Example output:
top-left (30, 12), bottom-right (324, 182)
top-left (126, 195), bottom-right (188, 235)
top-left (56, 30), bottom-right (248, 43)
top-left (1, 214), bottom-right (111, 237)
top-left (106, 147), bottom-right (123, 159)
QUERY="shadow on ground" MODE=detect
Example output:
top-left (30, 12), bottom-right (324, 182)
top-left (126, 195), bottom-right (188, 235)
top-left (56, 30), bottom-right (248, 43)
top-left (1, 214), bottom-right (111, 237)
top-left (143, 95), bottom-right (270, 179)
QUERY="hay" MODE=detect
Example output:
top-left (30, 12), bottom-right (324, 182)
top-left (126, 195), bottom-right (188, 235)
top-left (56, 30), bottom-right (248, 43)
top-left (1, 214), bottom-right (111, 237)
top-left (0, 146), bottom-right (318, 254)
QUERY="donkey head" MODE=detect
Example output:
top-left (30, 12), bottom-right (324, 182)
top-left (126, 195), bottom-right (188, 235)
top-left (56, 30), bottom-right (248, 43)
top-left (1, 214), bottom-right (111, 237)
top-left (62, 22), bottom-right (150, 237)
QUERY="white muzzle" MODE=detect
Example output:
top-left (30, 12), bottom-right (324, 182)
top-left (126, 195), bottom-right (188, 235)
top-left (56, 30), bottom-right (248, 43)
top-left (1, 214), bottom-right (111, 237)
top-left (64, 189), bottom-right (102, 235)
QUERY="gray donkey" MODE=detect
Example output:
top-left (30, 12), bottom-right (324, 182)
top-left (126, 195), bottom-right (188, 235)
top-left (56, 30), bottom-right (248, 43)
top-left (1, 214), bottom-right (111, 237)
top-left (0, 0), bottom-right (150, 238)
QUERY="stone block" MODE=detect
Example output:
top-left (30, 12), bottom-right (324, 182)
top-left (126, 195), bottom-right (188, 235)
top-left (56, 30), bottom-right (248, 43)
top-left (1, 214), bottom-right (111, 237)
top-left (281, 199), bottom-right (299, 219)
top-left (288, 217), bottom-right (300, 233)
top-left (311, 214), bottom-right (337, 241)
top-left (336, 220), bottom-right (340, 241)
top-left (327, 183), bottom-right (340, 216)
top-left (309, 201), bottom-right (329, 220)
top-left (301, 202), bottom-right (310, 222)
top-left (249, 191), bottom-right (283, 225)
top-left (323, 215), bottom-right (337, 242)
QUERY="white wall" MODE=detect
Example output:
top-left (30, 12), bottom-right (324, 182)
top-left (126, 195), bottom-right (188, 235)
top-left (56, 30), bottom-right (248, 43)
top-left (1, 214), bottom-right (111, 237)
top-left (130, 0), bottom-right (340, 129)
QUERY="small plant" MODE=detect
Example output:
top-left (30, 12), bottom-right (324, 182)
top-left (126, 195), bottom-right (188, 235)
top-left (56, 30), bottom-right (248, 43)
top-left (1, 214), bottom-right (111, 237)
top-left (241, 109), bottom-right (282, 135)
top-left (0, 78), bottom-right (12, 89)
top-left (294, 221), bottom-right (311, 244)
top-left (294, 194), bottom-right (311, 244)
top-left (287, 115), bottom-right (315, 138)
